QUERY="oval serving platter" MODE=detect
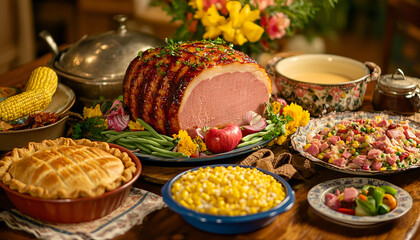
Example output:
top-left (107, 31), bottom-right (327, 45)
top-left (134, 138), bottom-right (271, 163)
top-left (307, 177), bottom-right (412, 226)
top-left (291, 111), bottom-right (420, 175)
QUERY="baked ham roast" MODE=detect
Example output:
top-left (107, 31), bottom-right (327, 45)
top-left (123, 40), bottom-right (271, 136)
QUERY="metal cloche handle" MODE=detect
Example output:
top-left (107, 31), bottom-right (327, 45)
top-left (392, 68), bottom-right (406, 80)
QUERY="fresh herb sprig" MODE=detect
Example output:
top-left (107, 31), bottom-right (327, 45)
top-left (262, 102), bottom-right (293, 140)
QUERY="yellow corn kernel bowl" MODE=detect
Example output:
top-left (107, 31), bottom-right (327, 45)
top-left (0, 83), bottom-right (75, 152)
top-left (161, 164), bottom-right (295, 234)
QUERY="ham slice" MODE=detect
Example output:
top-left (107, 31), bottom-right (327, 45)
top-left (123, 41), bottom-right (271, 136)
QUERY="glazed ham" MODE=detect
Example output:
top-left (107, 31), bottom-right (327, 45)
top-left (123, 41), bottom-right (271, 136)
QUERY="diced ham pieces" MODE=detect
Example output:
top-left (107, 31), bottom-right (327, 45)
top-left (333, 157), bottom-right (347, 167)
top-left (371, 160), bottom-right (383, 171)
top-left (377, 119), bottom-right (389, 127)
top-left (353, 155), bottom-right (367, 166)
top-left (329, 136), bottom-right (340, 145)
top-left (387, 154), bottom-right (398, 166)
top-left (306, 143), bottom-right (320, 157)
top-left (325, 193), bottom-right (341, 210)
top-left (367, 149), bottom-right (382, 159)
top-left (372, 141), bottom-right (387, 151)
top-left (386, 128), bottom-right (405, 139)
top-left (405, 146), bottom-right (418, 153)
top-left (343, 187), bottom-right (359, 203)
top-left (385, 147), bottom-right (396, 154)
top-left (313, 134), bottom-right (323, 140)
top-left (342, 151), bottom-right (352, 159)
top-left (404, 129), bottom-right (417, 140)
top-left (356, 136), bottom-right (365, 143)
top-left (320, 142), bottom-right (329, 152)
top-left (376, 135), bottom-right (388, 141)
top-left (320, 129), bottom-right (330, 136)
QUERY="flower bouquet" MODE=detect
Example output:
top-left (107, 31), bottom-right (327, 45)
top-left (153, 0), bottom-right (337, 54)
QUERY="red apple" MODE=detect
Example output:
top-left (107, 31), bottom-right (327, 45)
top-left (204, 123), bottom-right (243, 153)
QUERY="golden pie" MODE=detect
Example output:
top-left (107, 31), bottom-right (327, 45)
top-left (0, 137), bottom-right (137, 199)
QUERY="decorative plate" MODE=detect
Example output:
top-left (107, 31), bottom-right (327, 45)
top-left (307, 177), bottom-right (412, 226)
top-left (135, 138), bottom-right (271, 163)
top-left (291, 111), bottom-right (420, 175)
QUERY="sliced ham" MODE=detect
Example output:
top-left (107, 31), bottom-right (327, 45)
top-left (313, 134), bottom-right (323, 140)
top-left (387, 154), bottom-right (398, 166)
top-left (325, 193), bottom-right (341, 210)
top-left (386, 128), bottom-right (405, 139)
top-left (367, 149), bottom-right (382, 159)
top-left (333, 157), bottom-right (347, 167)
top-left (123, 41), bottom-right (271, 136)
top-left (343, 187), bottom-right (359, 203)
top-left (320, 142), bottom-right (329, 152)
top-left (329, 136), bottom-right (340, 145)
top-left (377, 119), bottom-right (389, 127)
top-left (353, 155), bottom-right (367, 166)
top-left (371, 160), bottom-right (383, 171)
top-left (342, 151), bottom-right (352, 159)
top-left (372, 141), bottom-right (387, 151)
top-left (385, 147), bottom-right (396, 154)
top-left (404, 146), bottom-right (418, 153)
top-left (306, 143), bottom-right (320, 157)
top-left (404, 129), bottom-right (417, 140)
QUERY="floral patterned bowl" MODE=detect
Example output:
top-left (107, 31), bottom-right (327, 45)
top-left (267, 54), bottom-right (381, 116)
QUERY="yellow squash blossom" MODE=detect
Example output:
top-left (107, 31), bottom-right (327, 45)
top-left (218, 1), bottom-right (263, 45)
top-left (173, 130), bottom-right (198, 156)
top-left (128, 119), bottom-right (145, 131)
top-left (83, 104), bottom-right (102, 119)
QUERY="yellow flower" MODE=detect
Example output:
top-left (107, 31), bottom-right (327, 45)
top-left (218, 1), bottom-right (263, 45)
top-left (194, 136), bottom-right (207, 152)
top-left (271, 101), bottom-right (282, 115)
top-left (202, 5), bottom-right (227, 39)
top-left (276, 135), bottom-right (288, 145)
top-left (128, 119), bottom-right (145, 131)
top-left (173, 130), bottom-right (198, 156)
top-left (83, 104), bottom-right (102, 119)
top-left (189, 0), bottom-right (205, 19)
top-left (300, 110), bottom-right (310, 127)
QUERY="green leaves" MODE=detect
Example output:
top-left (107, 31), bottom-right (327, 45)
top-left (262, 102), bottom-right (293, 140)
top-left (73, 117), bottom-right (107, 140)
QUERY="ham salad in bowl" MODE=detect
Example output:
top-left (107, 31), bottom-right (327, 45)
top-left (292, 111), bottom-right (420, 175)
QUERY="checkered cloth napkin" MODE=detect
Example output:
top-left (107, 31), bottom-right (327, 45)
top-left (0, 188), bottom-right (166, 240)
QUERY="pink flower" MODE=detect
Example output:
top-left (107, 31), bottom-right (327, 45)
top-left (295, 88), bottom-right (308, 98)
top-left (105, 99), bottom-right (130, 132)
top-left (251, 0), bottom-right (275, 11)
top-left (329, 87), bottom-right (343, 102)
top-left (261, 13), bottom-right (290, 40)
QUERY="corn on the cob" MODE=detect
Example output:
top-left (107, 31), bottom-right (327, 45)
top-left (25, 66), bottom-right (58, 96)
top-left (0, 66), bottom-right (58, 122)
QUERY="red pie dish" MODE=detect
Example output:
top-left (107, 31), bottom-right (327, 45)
top-left (0, 141), bottom-right (141, 223)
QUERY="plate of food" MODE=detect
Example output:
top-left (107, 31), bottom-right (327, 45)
top-left (291, 111), bottom-right (420, 175)
top-left (307, 177), bottom-right (412, 226)
top-left (0, 83), bottom-right (75, 151)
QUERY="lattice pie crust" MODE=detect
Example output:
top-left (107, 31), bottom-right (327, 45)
top-left (0, 138), bottom-right (137, 199)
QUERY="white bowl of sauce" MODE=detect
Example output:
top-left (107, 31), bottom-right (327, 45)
top-left (268, 54), bottom-right (381, 116)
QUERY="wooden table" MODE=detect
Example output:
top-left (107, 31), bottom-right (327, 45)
top-left (1, 54), bottom-right (419, 240)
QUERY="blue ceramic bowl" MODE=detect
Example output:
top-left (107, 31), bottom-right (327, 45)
top-left (161, 164), bottom-right (295, 234)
